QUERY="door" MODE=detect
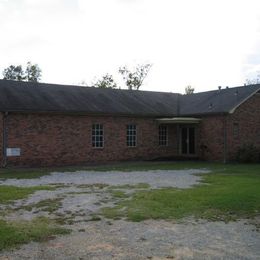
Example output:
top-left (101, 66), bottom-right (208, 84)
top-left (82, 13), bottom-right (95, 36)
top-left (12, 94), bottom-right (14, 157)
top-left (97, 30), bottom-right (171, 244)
top-left (181, 127), bottom-right (196, 155)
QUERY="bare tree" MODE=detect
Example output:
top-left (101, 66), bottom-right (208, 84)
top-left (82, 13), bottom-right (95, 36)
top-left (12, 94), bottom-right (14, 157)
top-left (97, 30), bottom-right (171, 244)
top-left (119, 63), bottom-right (152, 90)
top-left (244, 73), bottom-right (260, 86)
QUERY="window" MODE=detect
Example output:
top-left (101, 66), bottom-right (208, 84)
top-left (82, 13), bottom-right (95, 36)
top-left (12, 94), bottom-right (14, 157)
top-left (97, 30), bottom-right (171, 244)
top-left (127, 124), bottom-right (136, 147)
top-left (233, 123), bottom-right (239, 138)
top-left (159, 125), bottom-right (168, 146)
top-left (92, 124), bottom-right (104, 148)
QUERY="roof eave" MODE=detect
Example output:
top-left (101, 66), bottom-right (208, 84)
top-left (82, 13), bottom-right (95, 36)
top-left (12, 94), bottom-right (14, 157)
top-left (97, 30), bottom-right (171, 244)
top-left (0, 109), bottom-right (177, 118)
top-left (156, 117), bottom-right (201, 124)
top-left (178, 111), bottom-right (229, 117)
top-left (229, 87), bottom-right (260, 114)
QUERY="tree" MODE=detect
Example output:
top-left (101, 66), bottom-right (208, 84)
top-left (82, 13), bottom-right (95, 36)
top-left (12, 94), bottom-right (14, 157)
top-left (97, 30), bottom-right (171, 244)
top-left (185, 85), bottom-right (195, 94)
top-left (119, 63), bottom-right (152, 90)
top-left (244, 73), bottom-right (260, 86)
top-left (25, 62), bottom-right (42, 82)
top-left (3, 65), bottom-right (25, 81)
top-left (2, 62), bottom-right (42, 82)
top-left (93, 74), bottom-right (118, 89)
top-left (78, 80), bottom-right (89, 86)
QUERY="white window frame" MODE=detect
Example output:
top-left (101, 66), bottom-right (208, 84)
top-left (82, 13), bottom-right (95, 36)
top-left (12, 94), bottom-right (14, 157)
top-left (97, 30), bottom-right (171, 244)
top-left (92, 124), bottom-right (104, 148)
top-left (159, 125), bottom-right (168, 146)
top-left (126, 124), bottom-right (137, 147)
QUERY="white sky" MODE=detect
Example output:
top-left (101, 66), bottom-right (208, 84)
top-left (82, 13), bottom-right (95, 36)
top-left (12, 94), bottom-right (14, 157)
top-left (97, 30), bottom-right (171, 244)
top-left (0, 0), bottom-right (260, 93)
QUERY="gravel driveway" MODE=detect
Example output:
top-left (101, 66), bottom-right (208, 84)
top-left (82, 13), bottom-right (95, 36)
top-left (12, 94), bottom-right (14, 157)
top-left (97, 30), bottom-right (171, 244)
top-left (1, 219), bottom-right (259, 260)
top-left (0, 169), bottom-right (259, 260)
top-left (0, 169), bottom-right (209, 188)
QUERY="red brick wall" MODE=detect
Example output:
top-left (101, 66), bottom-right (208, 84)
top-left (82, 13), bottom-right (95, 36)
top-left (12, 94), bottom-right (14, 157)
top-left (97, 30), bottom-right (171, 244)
top-left (0, 113), bottom-right (3, 167)
top-left (226, 93), bottom-right (260, 160)
top-left (197, 92), bottom-right (260, 162)
top-left (6, 113), bottom-right (178, 167)
top-left (4, 93), bottom-right (259, 166)
top-left (197, 115), bottom-right (226, 161)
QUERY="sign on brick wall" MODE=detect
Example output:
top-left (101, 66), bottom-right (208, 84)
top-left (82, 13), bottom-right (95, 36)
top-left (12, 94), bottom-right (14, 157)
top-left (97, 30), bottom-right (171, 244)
top-left (6, 148), bottom-right (21, 157)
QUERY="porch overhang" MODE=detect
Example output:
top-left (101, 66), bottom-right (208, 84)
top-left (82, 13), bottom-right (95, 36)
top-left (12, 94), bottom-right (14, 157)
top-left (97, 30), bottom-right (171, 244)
top-left (156, 117), bottom-right (201, 124)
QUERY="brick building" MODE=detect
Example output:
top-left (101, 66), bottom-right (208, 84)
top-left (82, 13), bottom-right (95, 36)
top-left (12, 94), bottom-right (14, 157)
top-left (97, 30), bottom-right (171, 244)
top-left (0, 80), bottom-right (259, 167)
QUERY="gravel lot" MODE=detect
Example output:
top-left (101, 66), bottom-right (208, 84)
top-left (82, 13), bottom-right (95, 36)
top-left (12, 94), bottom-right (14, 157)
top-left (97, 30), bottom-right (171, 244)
top-left (0, 169), bottom-right (259, 260)
top-left (0, 169), bottom-right (209, 188)
top-left (1, 219), bottom-right (259, 260)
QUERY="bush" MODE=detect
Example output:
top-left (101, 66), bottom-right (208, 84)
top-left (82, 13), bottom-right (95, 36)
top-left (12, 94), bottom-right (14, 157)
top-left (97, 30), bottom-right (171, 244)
top-left (236, 144), bottom-right (260, 163)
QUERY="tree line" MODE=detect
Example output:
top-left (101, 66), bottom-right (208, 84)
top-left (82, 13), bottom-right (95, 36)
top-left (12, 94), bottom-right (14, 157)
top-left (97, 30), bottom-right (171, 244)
top-left (3, 61), bottom-right (259, 93)
top-left (92, 63), bottom-right (152, 90)
top-left (1, 62), bottom-right (152, 91)
top-left (2, 62), bottom-right (195, 93)
top-left (2, 62), bottom-right (42, 82)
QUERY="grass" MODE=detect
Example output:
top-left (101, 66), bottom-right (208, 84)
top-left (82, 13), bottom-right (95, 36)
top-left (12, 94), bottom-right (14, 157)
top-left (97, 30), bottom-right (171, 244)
top-left (109, 183), bottom-right (150, 190)
top-left (110, 190), bottom-right (129, 198)
top-left (0, 161), bottom-right (259, 251)
top-left (33, 198), bottom-right (63, 213)
top-left (0, 185), bottom-right (55, 204)
top-left (21, 198), bottom-right (63, 213)
top-left (76, 183), bottom-right (109, 189)
top-left (0, 217), bottom-right (70, 251)
top-left (0, 166), bottom-right (87, 179)
top-left (101, 163), bottom-right (260, 222)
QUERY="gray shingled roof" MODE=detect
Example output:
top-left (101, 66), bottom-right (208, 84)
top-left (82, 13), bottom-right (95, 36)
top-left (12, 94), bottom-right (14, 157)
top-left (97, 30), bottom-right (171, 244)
top-left (0, 79), bottom-right (259, 117)
top-left (180, 85), bottom-right (260, 116)
top-left (0, 80), bottom-right (179, 117)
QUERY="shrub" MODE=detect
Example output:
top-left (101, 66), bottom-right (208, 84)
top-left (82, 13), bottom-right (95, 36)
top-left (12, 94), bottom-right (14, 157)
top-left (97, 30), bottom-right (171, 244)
top-left (236, 143), bottom-right (260, 163)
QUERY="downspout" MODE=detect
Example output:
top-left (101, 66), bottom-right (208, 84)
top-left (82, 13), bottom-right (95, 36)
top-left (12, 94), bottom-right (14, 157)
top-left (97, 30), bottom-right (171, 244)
top-left (219, 89), bottom-right (227, 164)
top-left (176, 94), bottom-right (180, 155)
top-left (2, 111), bottom-right (8, 168)
top-left (223, 114), bottom-right (227, 164)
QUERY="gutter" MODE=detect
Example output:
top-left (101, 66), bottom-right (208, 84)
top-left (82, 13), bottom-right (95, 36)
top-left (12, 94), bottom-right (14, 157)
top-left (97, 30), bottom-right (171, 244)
top-left (2, 111), bottom-right (8, 168)
top-left (0, 109), bottom-right (176, 119)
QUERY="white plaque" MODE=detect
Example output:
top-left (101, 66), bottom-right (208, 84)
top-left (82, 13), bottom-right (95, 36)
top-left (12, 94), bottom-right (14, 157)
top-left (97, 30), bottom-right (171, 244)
top-left (6, 148), bottom-right (21, 157)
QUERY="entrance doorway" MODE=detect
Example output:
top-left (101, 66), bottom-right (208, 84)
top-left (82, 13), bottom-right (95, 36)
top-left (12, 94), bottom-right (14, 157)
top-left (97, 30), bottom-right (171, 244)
top-left (181, 127), bottom-right (196, 155)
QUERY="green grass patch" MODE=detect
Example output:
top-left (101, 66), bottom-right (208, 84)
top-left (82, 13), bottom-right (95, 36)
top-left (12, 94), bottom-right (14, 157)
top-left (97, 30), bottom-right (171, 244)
top-left (102, 205), bottom-right (125, 219)
top-left (110, 190), bottom-right (129, 198)
top-left (0, 166), bottom-right (93, 179)
top-left (21, 198), bottom-right (63, 213)
top-left (109, 183), bottom-right (150, 190)
top-left (76, 183), bottom-right (109, 189)
top-left (0, 185), bottom-right (55, 204)
top-left (85, 161), bottom-right (219, 172)
top-left (102, 164), bottom-right (260, 222)
top-left (0, 217), bottom-right (70, 251)
top-left (33, 198), bottom-right (62, 213)
top-left (89, 215), bottom-right (102, 221)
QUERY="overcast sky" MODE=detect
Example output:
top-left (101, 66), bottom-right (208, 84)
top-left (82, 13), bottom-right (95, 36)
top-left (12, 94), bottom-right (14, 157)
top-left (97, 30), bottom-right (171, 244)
top-left (0, 0), bottom-right (260, 93)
